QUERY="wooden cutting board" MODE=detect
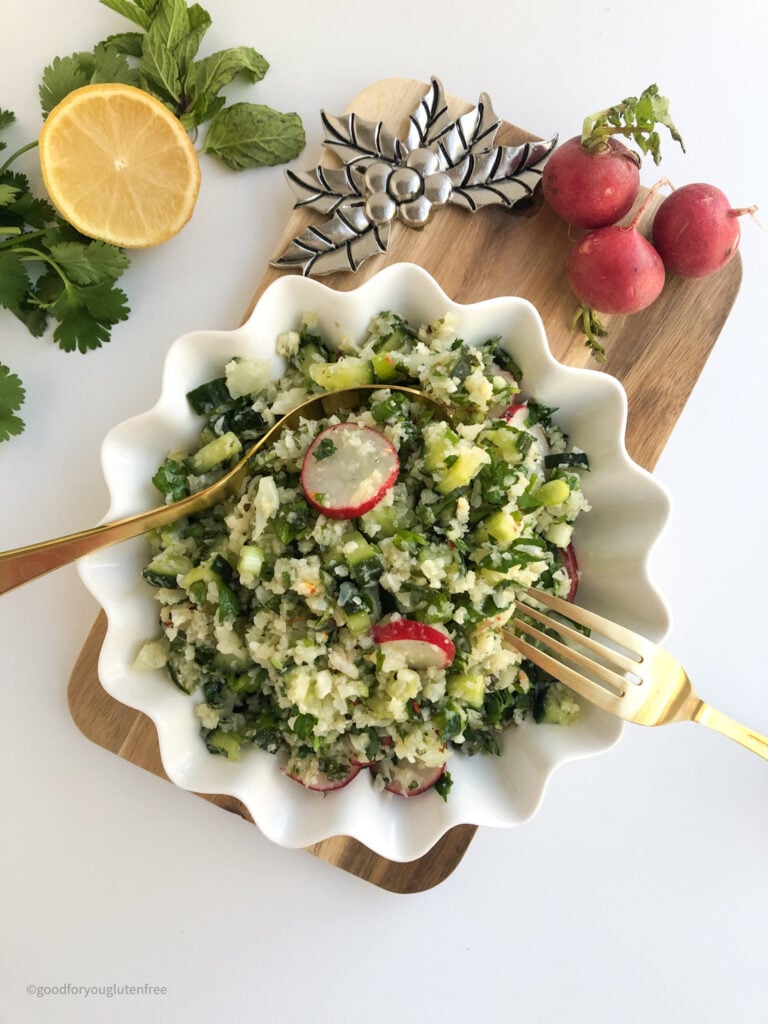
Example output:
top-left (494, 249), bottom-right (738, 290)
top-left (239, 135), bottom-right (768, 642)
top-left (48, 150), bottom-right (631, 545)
top-left (67, 78), bottom-right (742, 893)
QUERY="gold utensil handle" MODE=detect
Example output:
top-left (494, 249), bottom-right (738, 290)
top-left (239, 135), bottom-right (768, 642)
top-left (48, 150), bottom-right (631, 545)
top-left (0, 499), bottom-right (200, 595)
top-left (694, 703), bottom-right (768, 761)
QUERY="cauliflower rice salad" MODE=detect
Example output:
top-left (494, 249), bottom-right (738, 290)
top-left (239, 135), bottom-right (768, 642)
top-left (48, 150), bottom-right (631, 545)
top-left (135, 310), bottom-right (590, 799)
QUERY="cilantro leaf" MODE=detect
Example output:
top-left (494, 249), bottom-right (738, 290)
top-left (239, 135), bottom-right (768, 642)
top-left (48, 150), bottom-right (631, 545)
top-left (39, 56), bottom-right (90, 116)
top-left (0, 362), bottom-right (26, 441)
top-left (0, 183), bottom-right (20, 207)
top-left (0, 252), bottom-right (31, 309)
top-left (47, 240), bottom-right (130, 285)
top-left (39, 47), bottom-right (139, 115)
top-left (202, 103), bottom-right (305, 170)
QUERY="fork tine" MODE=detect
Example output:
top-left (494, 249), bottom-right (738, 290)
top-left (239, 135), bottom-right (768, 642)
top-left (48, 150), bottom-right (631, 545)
top-left (507, 633), bottom-right (629, 718)
top-left (521, 587), bottom-right (656, 659)
top-left (509, 608), bottom-right (630, 694)
top-left (513, 600), bottom-right (643, 678)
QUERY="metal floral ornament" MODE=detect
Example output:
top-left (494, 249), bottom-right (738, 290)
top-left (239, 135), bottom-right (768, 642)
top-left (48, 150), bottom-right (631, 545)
top-left (271, 77), bottom-right (557, 277)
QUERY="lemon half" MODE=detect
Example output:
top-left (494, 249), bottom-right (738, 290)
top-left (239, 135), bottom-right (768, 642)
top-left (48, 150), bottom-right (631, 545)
top-left (39, 83), bottom-right (201, 248)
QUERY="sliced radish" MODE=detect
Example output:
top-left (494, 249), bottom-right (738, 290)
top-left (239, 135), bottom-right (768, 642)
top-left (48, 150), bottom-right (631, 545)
top-left (283, 760), bottom-right (361, 792)
top-left (560, 543), bottom-right (579, 602)
top-left (374, 760), bottom-right (447, 797)
top-left (371, 619), bottom-right (456, 669)
top-left (501, 401), bottom-right (528, 422)
top-left (301, 423), bottom-right (399, 520)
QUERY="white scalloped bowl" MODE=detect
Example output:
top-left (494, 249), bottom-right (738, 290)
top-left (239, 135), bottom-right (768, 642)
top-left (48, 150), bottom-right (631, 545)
top-left (78, 263), bottom-right (671, 863)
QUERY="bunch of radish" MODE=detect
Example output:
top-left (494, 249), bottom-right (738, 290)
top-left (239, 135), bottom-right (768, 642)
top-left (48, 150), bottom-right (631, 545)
top-left (541, 85), bottom-right (757, 359)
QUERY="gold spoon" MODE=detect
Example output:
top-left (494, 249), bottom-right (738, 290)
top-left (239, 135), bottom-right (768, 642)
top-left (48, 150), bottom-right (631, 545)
top-left (0, 384), bottom-right (446, 595)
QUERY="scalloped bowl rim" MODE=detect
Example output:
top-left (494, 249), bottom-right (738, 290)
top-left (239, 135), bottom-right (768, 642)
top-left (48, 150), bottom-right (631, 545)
top-left (78, 262), bottom-right (671, 863)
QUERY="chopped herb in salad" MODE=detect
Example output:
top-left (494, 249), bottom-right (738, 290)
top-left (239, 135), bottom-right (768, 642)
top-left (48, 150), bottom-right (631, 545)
top-left (134, 311), bottom-right (589, 799)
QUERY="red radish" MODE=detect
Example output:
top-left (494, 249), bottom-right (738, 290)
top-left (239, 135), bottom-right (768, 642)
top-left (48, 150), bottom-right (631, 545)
top-left (501, 401), bottom-right (528, 421)
top-left (284, 761), bottom-right (361, 792)
top-left (542, 135), bottom-right (641, 229)
top-left (567, 218), bottom-right (665, 316)
top-left (301, 422), bottom-right (399, 519)
top-left (374, 760), bottom-right (447, 797)
top-left (371, 619), bottom-right (456, 669)
top-left (560, 543), bottom-right (579, 601)
top-left (651, 183), bottom-right (755, 278)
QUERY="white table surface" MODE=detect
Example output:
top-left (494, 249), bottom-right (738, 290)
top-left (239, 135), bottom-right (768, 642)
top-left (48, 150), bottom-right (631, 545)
top-left (2, 2), bottom-right (767, 1021)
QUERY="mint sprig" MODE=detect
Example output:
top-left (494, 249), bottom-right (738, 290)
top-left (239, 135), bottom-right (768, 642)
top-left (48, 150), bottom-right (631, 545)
top-left (580, 84), bottom-right (685, 165)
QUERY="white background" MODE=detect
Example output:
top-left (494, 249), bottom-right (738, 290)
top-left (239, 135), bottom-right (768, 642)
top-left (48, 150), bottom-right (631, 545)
top-left (2, 1), bottom-right (767, 1021)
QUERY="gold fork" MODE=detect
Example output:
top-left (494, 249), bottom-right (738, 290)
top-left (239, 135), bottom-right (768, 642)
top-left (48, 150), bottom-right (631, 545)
top-left (506, 587), bottom-right (768, 761)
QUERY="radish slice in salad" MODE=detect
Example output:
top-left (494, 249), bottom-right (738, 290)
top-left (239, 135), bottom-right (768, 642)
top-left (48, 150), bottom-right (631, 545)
top-left (301, 422), bottom-right (399, 519)
top-left (375, 760), bottom-right (447, 797)
top-left (372, 619), bottom-right (456, 669)
top-left (560, 542), bottom-right (580, 601)
top-left (284, 761), bottom-right (362, 792)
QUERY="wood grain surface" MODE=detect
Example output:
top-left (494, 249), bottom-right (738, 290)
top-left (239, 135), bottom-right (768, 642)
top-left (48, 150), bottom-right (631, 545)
top-left (67, 78), bottom-right (742, 893)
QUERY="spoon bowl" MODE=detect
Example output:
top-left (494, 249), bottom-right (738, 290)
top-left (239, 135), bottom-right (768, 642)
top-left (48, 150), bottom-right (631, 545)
top-left (0, 384), bottom-right (445, 595)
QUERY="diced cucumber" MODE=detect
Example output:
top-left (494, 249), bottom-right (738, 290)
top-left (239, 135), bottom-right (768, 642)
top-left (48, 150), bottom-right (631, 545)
top-left (309, 357), bottom-right (373, 391)
top-left (436, 446), bottom-right (490, 495)
top-left (535, 479), bottom-right (571, 507)
top-left (371, 351), bottom-right (407, 382)
top-left (346, 610), bottom-right (372, 635)
top-left (185, 431), bottom-right (242, 475)
top-left (292, 337), bottom-right (325, 378)
top-left (205, 728), bottom-right (244, 760)
top-left (336, 531), bottom-right (379, 567)
top-left (537, 681), bottom-right (580, 725)
top-left (237, 544), bottom-right (265, 577)
top-left (423, 422), bottom-right (460, 472)
top-left (142, 549), bottom-right (194, 587)
top-left (483, 509), bottom-right (521, 545)
top-left (361, 501), bottom-right (414, 538)
top-left (180, 563), bottom-right (218, 591)
top-left (480, 426), bottom-right (524, 463)
top-left (447, 671), bottom-right (486, 709)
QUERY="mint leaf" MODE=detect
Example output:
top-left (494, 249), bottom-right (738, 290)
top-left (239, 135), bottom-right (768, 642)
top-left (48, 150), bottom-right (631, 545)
top-left (182, 46), bottom-right (268, 128)
top-left (192, 46), bottom-right (269, 95)
top-left (99, 0), bottom-right (154, 30)
top-left (202, 103), bottom-right (305, 170)
top-left (139, 35), bottom-right (182, 105)
top-left (101, 31), bottom-right (145, 58)
top-left (0, 252), bottom-right (31, 309)
top-left (0, 362), bottom-right (25, 441)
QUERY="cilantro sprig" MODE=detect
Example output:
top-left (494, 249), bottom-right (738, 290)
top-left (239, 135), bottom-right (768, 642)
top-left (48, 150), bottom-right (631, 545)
top-left (0, 107), bottom-right (131, 438)
top-left (580, 83), bottom-right (685, 165)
